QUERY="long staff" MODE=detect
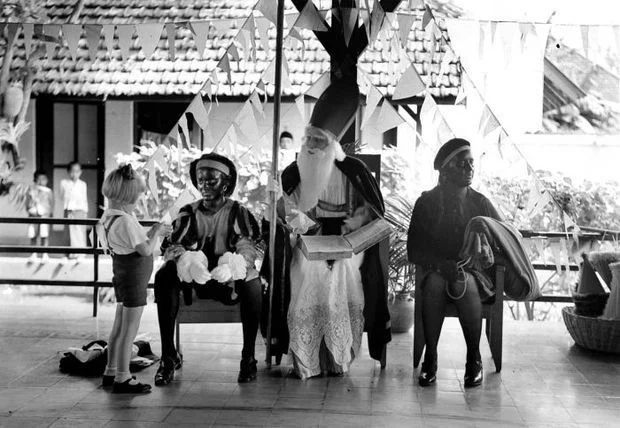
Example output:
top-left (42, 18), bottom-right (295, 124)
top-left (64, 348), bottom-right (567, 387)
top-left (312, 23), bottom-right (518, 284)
top-left (266, 0), bottom-right (286, 369)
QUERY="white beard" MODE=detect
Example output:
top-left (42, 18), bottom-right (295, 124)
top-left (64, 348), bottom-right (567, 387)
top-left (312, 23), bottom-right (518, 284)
top-left (296, 142), bottom-right (337, 212)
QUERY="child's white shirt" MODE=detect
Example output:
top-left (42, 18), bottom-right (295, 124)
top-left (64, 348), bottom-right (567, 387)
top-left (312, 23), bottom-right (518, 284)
top-left (99, 209), bottom-right (148, 255)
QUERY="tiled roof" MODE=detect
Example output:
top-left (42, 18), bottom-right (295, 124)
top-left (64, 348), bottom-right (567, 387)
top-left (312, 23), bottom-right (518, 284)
top-left (545, 36), bottom-right (619, 103)
top-left (6, 0), bottom-right (460, 99)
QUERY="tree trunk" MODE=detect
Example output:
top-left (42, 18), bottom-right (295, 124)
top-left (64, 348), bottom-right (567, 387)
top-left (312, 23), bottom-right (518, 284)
top-left (0, 25), bottom-right (20, 97)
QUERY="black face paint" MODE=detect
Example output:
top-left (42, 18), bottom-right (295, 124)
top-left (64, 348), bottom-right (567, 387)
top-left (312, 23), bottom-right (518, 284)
top-left (196, 168), bottom-right (229, 201)
top-left (442, 150), bottom-right (474, 188)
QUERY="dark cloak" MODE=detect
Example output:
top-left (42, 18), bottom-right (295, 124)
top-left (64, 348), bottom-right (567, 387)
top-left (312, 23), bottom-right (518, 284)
top-left (260, 156), bottom-right (392, 362)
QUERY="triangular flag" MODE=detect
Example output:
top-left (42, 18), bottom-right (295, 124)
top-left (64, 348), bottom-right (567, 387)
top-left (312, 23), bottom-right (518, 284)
top-left (167, 188), bottom-right (199, 221)
top-left (342, 7), bottom-right (359, 46)
top-left (117, 25), bottom-right (135, 61)
top-left (249, 91), bottom-right (265, 118)
top-left (519, 22), bottom-right (530, 50)
top-left (362, 84), bottom-right (382, 129)
top-left (295, 94), bottom-right (305, 123)
top-left (422, 6), bottom-right (432, 30)
top-left (178, 114), bottom-right (191, 148)
top-left (257, 80), bottom-right (267, 102)
top-left (145, 145), bottom-right (169, 176)
top-left (490, 21), bottom-right (498, 44)
top-left (288, 27), bottom-right (305, 59)
top-left (397, 13), bottom-right (415, 48)
top-left (257, 0), bottom-right (278, 25)
top-left (229, 43), bottom-right (240, 62)
top-left (135, 23), bottom-right (163, 59)
top-left (483, 112), bottom-right (499, 137)
top-left (369, 2), bottom-right (385, 44)
top-left (165, 23), bottom-right (176, 60)
top-left (102, 25), bottom-right (115, 56)
top-left (375, 101), bottom-right (404, 134)
top-left (187, 95), bottom-right (209, 131)
top-left (294, 0), bottom-right (328, 32)
top-left (305, 72), bottom-right (331, 99)
top-left (62, 24), bottom-right (81, 60)
top-left (234, 101), bottom-right (259, 140)
top-left (238, 28), bottom-right (250, 62)
top-left (455, 86), bottom-right (467, 105)
top-left (256, 16), bottom-right (271, 55)
top-left (147, 165), bottom-right (159, 204)
top-left (392, 64), bottom-right (425, 100)
top-left (84, 25), bottom-right (102, 61)
top-left (22, 23), bottom-right (34, 58)
top-left (190, 22), bottom-right (210, 58)
top-left (218, 53), bottom-right (232, 87)
top-left (43, 24), bottom-right (61, 59)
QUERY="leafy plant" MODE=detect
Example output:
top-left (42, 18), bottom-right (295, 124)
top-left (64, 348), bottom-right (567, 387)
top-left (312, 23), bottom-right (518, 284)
top-left (384, 194), bottom-right (415, 297)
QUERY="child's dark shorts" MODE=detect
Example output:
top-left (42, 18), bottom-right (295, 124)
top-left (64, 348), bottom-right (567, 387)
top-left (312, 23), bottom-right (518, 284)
top-left (112, 252), bottom-right (154, 307)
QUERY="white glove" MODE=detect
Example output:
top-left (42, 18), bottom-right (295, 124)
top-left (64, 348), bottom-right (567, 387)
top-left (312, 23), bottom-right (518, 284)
top-left (177, 251), bottom-right (210, 284)
top-left (211, 264), bottom-right (233, 283)
top-left (217, 252), bottom-right (247, 281)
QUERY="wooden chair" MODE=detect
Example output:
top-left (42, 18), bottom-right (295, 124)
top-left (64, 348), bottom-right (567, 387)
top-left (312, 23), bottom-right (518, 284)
top-left (413, 265), bottom-right (505, 372)
top-left (175, 298), bottom-right (241, 355)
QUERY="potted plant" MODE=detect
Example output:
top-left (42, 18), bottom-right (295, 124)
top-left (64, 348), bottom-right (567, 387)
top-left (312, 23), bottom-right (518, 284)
top-left (385, 194), bottom-right (416, 333)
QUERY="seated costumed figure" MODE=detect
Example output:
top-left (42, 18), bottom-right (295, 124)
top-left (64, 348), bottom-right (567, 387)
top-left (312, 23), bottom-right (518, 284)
top-left (154, 153), bottom-right (262, 385)
top-left (262, 79), bottom-right (391, 379)
top-left (407, 138), bottom-right (502, 388)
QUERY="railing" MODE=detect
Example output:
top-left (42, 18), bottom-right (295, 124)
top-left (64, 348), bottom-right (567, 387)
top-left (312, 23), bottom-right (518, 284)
top-left (0, 216), bottom-right (156, 316)
top-left (1, 216), bottom-right (618, 315)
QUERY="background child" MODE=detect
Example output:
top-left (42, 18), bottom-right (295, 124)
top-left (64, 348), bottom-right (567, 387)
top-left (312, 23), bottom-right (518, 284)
top-left (26, 169), bottom-right (54, 261)
top-left (60, 161), bottom-right (88, 261)
top-left (99, 164), bottom-right (171, 394)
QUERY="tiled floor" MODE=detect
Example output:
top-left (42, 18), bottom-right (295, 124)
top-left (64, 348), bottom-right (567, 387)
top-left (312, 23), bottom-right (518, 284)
top-left (1, 287), bottom-right (619, 427)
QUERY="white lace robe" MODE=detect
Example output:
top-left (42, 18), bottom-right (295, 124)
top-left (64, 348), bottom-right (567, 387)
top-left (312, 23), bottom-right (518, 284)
top-left (286, 168), bottom-right (365, 379)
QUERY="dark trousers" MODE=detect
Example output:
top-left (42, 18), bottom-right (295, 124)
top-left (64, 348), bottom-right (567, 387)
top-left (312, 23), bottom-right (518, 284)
top-left (154, 261), bottom-right (262, 361)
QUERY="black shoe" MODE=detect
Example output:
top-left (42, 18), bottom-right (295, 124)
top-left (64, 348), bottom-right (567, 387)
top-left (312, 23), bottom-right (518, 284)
top-left (238, 357), bottom-right (257, 383)
top-left (101, 375), bottom-right (115, 387)
top-left (418, 361), bottom-right (437, 387)
top-left (112, 377), bottom-right (152, 394)
top-left (154, 355), bottom-right (182, 386)
top-left (464, 361), bottom-right (483, 388)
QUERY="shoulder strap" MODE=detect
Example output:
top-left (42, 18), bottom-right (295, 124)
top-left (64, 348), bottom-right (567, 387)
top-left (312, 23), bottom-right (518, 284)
top-left (102, 215), bottom-right (122, 255)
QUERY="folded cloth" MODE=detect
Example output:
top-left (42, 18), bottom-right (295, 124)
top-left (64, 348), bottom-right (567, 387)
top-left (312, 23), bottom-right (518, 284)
top-left (460, 216), bottom-right (540, 301)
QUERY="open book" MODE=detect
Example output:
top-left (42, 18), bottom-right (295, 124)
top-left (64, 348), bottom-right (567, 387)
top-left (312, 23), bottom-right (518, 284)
top-left (299, 218), bottom-right (392, 261)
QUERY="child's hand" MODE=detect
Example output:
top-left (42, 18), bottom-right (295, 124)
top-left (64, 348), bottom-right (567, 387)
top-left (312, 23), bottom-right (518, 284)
top-left (152, 223), bottom-right (173, 237)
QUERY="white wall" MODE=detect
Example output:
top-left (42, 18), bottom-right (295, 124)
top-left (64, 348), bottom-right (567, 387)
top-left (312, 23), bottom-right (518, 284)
top-left (0, 101), bottom-right (37, 245)
top-left (104, 101), bottom-right (134, 175)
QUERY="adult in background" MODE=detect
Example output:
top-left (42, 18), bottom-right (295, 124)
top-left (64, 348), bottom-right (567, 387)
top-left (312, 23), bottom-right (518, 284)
top-left (264, 80), bottom-right (391, 379)
top-left (278, 130), bottom-right (297, 172)
top-left (407, 138), bottom-right (502, 388)
top-left (154, 153), bottom-right (262, 385)
top-left (60, 161), bottom-right (88, 261)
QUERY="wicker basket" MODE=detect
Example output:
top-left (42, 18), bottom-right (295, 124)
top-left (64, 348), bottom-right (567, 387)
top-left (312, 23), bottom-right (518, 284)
top-left (562, 307), bottom-right (620, 354)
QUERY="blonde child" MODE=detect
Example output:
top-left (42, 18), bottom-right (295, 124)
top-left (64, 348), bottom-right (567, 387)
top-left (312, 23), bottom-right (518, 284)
top-left (99, 164), bottom-right (171, 393)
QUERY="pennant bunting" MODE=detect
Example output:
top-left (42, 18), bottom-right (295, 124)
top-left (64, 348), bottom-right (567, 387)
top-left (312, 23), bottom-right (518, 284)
top-left (305, 72), bottom-right (331, 99)
top-left (187, 95), bottom-right (209, 131)
top-left (147, 167), bottom-right (159, 204)
top-left (43, 24), bottom-right (61, 59)
top-left (375, 101), bottom-right (404, 134)
top-left (294, 0), bottom-right (329, 32)
top-left (392, 64), bottom-right (425, 100)
top-left (190, 22), bottom-right (210, 58)
top-left (5, 23), bottom-right (18, 46)
top-left (62, 24), bottom-right (81, 60)
top-left (397, 13), bottom-right (415, 48)
top-left (228, 43), bottom-right (240, 62)
top-left (165, 23), bottom-right (176, 60)
top-left (288, 27), bottom-right (305, 58)
top-left (295, 94), bottom-right (306, 123)
top-left (22, 23), bottom-right (34, 58)
top-left (145, 145), bottom-right (169, 176)
top-left (342, 7), bottom-right (359, 46)
top-left (245, 15), bottom-right (257, 62)
top-left (256, 17), bottom-right (271, 55)
top-left (238, 28), bottom-right (250, 62)
top-left (490, 21), bottom-right (498, 44)
top-left (359, 8), bottom-right (371, 41)
top-left (454, 86), bottom-right (467, 105)
top-left (422, 6), bottom-right (432, 30)
top-left (218, 53), bottom-right (232, 87)
top-left (102, 24), bottom-right (115, 56)
top-left (84, 25), bottom-right (102, 61)
top-left (549, 240), bottom-right (562, 275)
top-left (178, 114), bottom-right (191, 148)
top-left (256, 80), bottom-right (267, 102)
top-left (483, 111), bottom-right (499, 137)
top-left (438, 48), bottom-right (454, 80)
top-left (369, 2), bottom-right (385, 45)
top-left (135, 23), bottom-right (163, 59)
top-left (117, 25), bottom-right (135, 61)
top-left (167, 188), bottom-right (199, 221)
top-left (234, 101), bottom-right (260, 140)
top-left (257, 0), bottom-right (278, 25)
top-left (249, 92), bottom-right (265, 118)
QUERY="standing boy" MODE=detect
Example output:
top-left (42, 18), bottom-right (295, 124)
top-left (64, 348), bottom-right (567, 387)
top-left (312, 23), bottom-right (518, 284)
top-left (26, 169), bottom-right (54, 261)
top-left (60, 161), bottom-right (89, 260)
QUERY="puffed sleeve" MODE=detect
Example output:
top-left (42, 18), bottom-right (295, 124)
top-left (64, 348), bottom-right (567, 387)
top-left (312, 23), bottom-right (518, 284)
top-left (232, 205), bottom-right (261, 280)
top-left (161, 205), bottom-right (199, 252)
